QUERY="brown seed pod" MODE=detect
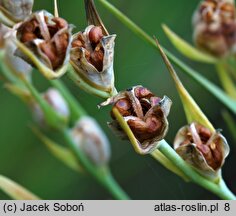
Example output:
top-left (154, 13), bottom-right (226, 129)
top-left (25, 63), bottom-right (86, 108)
top-left (70, 116), bottom-right (111, 166)
top-left (70, 25), bottom-right (116, 93)
top-left (193, 0), bottom-right (236, 57)
top-left (14, 10), bottom-right (73, 79)
top-left (100, 86), bottom-right (172, 154)
top-left (174, 122), bottom-right (230, 179)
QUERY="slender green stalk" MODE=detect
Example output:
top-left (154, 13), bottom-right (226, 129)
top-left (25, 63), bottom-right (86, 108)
top-left (61, 128), bottom-right (130, 200)
top-left (222, 110), bottom-right (236, 142)
top-left (68, 65), bottom-right (112, 99)
top-left (158, 140), bottom-right (236, 200)
top-left (216, 63), bottom-right (236, 100)
top-left (0, 175), bottom-right (40, 200)
top-left (0, 51), bottom-right (22, 85)
top-left (97, 0), bottom-right (236, 114)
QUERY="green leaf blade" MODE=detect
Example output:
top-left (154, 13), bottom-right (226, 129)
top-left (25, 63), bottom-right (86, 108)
top-left (0, 175), bottom-right (40, 200)
top-left (162, 24), bottom-right (217, 64)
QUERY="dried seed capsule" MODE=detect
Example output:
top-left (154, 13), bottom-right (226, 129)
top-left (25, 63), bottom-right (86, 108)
top-left (69, 0), bottom-right (116, 96)
top-left (100, 86), bottom-right (172, 155)
top-left (0, 0), bottom-right (34, 26)
top-left (174, 122), bottom-right (230, 179)
top-left (14, 10), bottom-right (73, 79)
top-left (70, 25), bottom-right (116, 93)
top-left (70, 116), bottom-right (111, 166)
top-left (32, 88), bottom-right (70, 128)
top-left (193, 0), bottom-right (236, 57)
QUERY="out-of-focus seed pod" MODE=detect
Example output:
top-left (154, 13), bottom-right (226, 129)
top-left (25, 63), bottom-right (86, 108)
top-left (174, 122), bottom-right (230, 179)
top-left (32, 88), bottom-right (70, 128)
top-left (14, 10), bottom-right (73, 79)
top-left (0, 0), bottom-right (34, 27)
top-left (70, 116), bottom-right (111, 166)
top-left (100, 86), bottom-right (172, 155)
top-left (193, 0), bottom-right (236, 57)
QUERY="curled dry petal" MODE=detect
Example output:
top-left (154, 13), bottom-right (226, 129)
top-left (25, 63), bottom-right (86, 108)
top-left (0, 0), bottom-right (34, 26)
top-left (193, 0), bottom-right (236, 57)
top-left (32, 88), bottom-right (70, 127)
top-left (70, 116), bottom-right (111, 166)
top-left (70, 25), bottom-right (116, 92)
top-left (15, 10), bottom-right (73, 77)
top-left (174, 122), bottom-right (230, 179)
top-left (100, 86), bottom-right (172, 154)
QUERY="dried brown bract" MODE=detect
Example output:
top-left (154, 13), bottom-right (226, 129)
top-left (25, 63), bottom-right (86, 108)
top-left (15, 10), bottom-right (73, 73)
top-left (174, 122), bottom-right (229, 179)
top-left (193, 0), bottom-right (236, 57)
top-left (101, 86), bottom-right (172, 154)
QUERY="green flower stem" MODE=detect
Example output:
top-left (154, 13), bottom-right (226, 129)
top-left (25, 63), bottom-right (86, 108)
top-left (68, 65), bottom-right (112, 99)
top-left (0, 51), bottom-right (22, 85)
top-left (61, 128), bottom-right (130, 200)
top-left (222, 110), bottom-right (236, 142)
top-left (0, 175), bottom-right (40, 200)
top-left (50, 80), bottom-right (128, 199)
top-left (158, 140), bottom-right (236, 200)
top-left (97, 0), bottom-right (236, 114)
top-left (50, 79), bottom-right (87, 121)
top-left (216, 63), bottom-right (236, 100)
top-left (22, 78), bottom-right (67, 130)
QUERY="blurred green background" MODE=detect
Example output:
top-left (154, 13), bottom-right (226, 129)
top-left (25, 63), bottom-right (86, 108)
top-left (0, 0), bottom-right (236, 200)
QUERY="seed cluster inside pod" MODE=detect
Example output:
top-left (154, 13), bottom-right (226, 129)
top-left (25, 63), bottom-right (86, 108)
top-left (193, 0), bottom-right (236, 57)
top-left (111, 86), bottom-right (168, 144)
top-left (178, 123), bottom-right (223, 170)
top-left (17, 13), bottom-right (70, 70)
top-left (72, 26), bottom-right (104, 71)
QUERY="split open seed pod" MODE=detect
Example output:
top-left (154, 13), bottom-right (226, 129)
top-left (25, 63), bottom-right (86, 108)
top-left (100, 86), bottom-right (172, 155)
top-left (69, 0), bottom-right (116, 97)
top-left (174, 122), bottom-right (230, 180)
top-left (0, 0), bottom-right (34, 27)
top-left (14, 10), bottom-right (73, 79)
top-left (193, 0), bottom-right (236, 57)
top-left (70, 116), bottom-right (111, 166)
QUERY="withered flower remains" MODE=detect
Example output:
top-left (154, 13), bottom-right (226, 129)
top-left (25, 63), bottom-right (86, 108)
top-left (174, 122), bottom-right (229, 179)
top-left (0, 0), bottom-right (34, 26)
top-left (70, 0), bottom-right (116, 96)
top-left (101, 86), bottom-right (172, 155)
top-left (71, 116), bottom-right (111, 166)
top-left (15, 10), bottom-right (73, 78)
top-left (193, 0), bottom-right (236, 57)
